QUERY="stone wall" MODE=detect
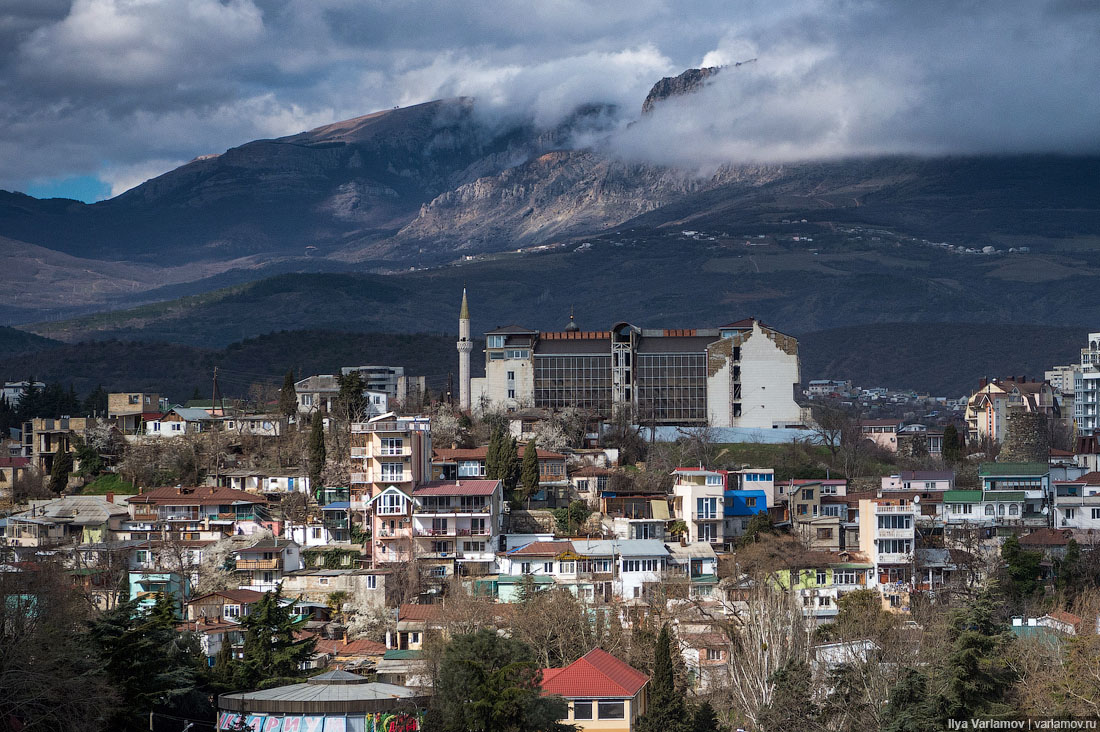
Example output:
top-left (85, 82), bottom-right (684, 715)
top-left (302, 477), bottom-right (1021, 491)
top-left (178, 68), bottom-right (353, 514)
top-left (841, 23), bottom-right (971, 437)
top-left (999, 411), bottom-right (1050, 463)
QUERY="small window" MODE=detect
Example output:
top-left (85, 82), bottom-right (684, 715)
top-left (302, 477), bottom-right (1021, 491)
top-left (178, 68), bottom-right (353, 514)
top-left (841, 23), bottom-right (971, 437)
top-left (597, 701), bottom-right (625, 720)
top-left (816, 570), bottom-right (827, 585)
top-left (573, 701), bottom-right (594, 720)
top-left (706, 648), bottom-right (722, 661)
top-left (488, 335), bottom-right (505, 348)
top-left (543, 562), bottom-right (553, 573)
top-left (367, 575), bottom-right (377, 590)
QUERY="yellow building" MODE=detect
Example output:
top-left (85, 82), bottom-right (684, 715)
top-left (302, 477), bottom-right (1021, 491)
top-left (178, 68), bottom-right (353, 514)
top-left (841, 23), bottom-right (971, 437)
top-left (541, 648), bottom-right (650, 732)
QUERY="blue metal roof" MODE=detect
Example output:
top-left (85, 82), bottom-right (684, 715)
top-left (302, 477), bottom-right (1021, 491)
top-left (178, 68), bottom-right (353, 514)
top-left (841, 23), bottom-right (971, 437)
top-left (322, 501), bottom-right (350, 510)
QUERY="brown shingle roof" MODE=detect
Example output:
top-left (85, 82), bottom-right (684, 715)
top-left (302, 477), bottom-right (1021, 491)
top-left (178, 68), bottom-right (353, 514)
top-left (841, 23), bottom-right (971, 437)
top-left (398, 603), bottom-right (442, 622)
top-left (508, 541), bottom-right (573, 557)
top-left (413, 480), bottom-right (500, 497)
top-left (128, 485), bottom-right (266, 506)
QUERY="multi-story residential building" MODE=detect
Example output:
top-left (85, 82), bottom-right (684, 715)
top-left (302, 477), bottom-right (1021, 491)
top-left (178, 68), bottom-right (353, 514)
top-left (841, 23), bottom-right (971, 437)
top-left (4, 496), bottom-right (130, 559)
top-left (665, 542), bottom-right (720, 598)
top-left (22, 417), bottom-right (99, 474)
top-left (722, 488), bottom-right (767, 542)
top-left (186, 589), bottom-right (265, 623)
top-left (232, 538), bottom-right (302, 592)
top-left (107, 392), bottom-right (162, 433)
top-left (773, 552), bottom-right (875, 623)
top-left (294, 375), bottom-right (389, 417)
top-left (1047, 364), bottom-right (1079, 423)
top-left (860, 419), bottom-right (900, 452)
top-left (965, 378), bottom-right (1061, 443)
top-left (125, 485), bottom-right (269, 542)
top-left (882, 470), bottom-right (955, 492)
top-left (216, 469), bottom-right (310, 496)
top-left (280, 568), bottom-right (389, 611)
top-left (782, 480), bottom-right (848, 551)
top-left (806, 379), bottom-right (852, 397)
top-left (433, 445), bottom-right (569, 505)
top-left (1052, 473), bottom-right (1100, 529)
top-left (671, 468), bottom-right (726, 546)
top-left (858, 498), bottom-right (917, 596)
top-left (896, 424), bottom-right (945, 457)
top-left (2, 380), bottom-right (44, 406)
top-left (1075, 335), bottom-right (1100, 434)
top-left (979, 462), bottom-right (1051, 528)
top-left (348, 414), bottom-right (431, 516)
top-left (366, 479), bottom-right (502, 580)
top-left (733, 467), bottom-right (776, 506)
top-left (340, 365), bottom-right (424, 404)
top-left (464, 306), bottom-right (803, 429)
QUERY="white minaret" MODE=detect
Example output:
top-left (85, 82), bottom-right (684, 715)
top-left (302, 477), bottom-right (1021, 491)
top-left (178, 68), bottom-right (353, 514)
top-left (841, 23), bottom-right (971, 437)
top-left (457, 288), bottom-right (472, 410)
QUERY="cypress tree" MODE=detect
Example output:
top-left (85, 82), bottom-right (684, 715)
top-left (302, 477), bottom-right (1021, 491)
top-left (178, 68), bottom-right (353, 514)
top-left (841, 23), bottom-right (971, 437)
top-left (48, 448), bottom-right (72, 493)
top-left (636, 624), bottom-right (690, 732)
top-left (942, 424), bottom-right (963, 464)
top-left (485, 426), bottom-right (503, 480)
top-left (521, 438), bottom-right (540, 501)
top-left (756, 658), bottom-right (819, 732)
top-left (278, 370), bottom-right (298, 419)
top-left (691, 701), bottom-right (724, 732)
top-left (502, 435), bottom-right (520, 495)
top-left (308, 417), bottom-right (326, 488)
top-left (1057, 538), bottom-right (1082, 600)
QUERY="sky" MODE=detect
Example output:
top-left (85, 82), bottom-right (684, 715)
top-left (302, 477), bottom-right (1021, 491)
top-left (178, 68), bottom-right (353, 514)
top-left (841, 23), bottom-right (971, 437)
top-left (1, 0), bottom-right (1098, 202)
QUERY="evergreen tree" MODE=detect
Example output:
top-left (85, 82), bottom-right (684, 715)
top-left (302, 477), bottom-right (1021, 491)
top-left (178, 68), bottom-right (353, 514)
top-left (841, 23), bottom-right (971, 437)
top-left (736, 512), bottom-right (778, 548)
top-left (755, 658), bottom-right (819, 732)
top-left (308, 417), bottom-right (326, 488)
top-left (278, 370), bottom-right (298, 419)
top-left (425, 629), bottom-right (571, 732)
top-left (502, 435), bottom-right (520, 496)
top-left (942, 424), bottom-right (964, 464)
top-left (636, 624), bottom-right (690, 732)
top-left (15, 378), bottom-right (41, 418)
top-left (236, 588), bottom-right (316, 689)
top-left (938, 586), bottom-right (1014, 720)
top-left (691, 700), bottom-right (725, 732)
top-left (1056, 538), bottom-right (1083, 600)
top-left (485, 425), bottom-right (505, 482)
top-left (1001, 534), bottom-right (1042, 600)
top-left (521, 438), bottom-right (540, 501)
top-left (48, 448), bottom-right (73, 493)
top-left (82, 384), bottom-right (109, 417)
top-left (190, 387), bottom-right (204, 402)
top-left (86, 594), bottom-right (199, 732)
top-left (336, 371), bottom-right (367, 419)
top-left (881, 668), bottom-right (940, 732)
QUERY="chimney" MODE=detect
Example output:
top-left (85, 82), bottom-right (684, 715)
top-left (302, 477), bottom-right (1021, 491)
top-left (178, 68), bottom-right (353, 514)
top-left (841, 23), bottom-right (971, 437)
top-left (177, 484), bottom-right (183, 495)
top-left (106, 492), bottom-right (114, 504)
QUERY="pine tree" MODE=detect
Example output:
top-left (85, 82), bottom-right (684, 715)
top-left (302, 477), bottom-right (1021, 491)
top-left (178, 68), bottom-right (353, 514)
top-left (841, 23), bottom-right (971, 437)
top-left (882, 668), bottom-right (940, 732)
top-left (521, 438), bottom-right (540, 501)
top-left (48, 448), bottom-right (72, 493)
top-left (939, 586), bottom-right (1014, 720)
top-left (308, 417), bottom-right (326, 488)
top-left (278, 370), bottom-right (298, 419)
top-left (236, 588), bottom-right (316, 689)
top-left (86, 593), bottom-right (199, 731)
top-left (636, 624), bottom-right (690, 732)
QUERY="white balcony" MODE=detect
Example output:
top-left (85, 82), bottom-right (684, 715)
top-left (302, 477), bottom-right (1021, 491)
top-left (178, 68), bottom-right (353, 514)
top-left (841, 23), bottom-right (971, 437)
top-left (875, 505), bottom-right (916, 515)
top-left (350, 472), bottom-right (369, 484)
top-left (876, 528), bottom-right (914, 540)
top-left (377, 472), bottom-right (413, 484)
top-left (877, 553), bottom-right (911, 565)
top-left (375, 447), bottom-right (412, 457)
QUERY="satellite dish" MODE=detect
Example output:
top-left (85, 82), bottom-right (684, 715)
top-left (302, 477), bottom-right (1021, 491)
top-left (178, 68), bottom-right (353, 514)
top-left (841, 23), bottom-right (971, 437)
top-left (913, 495), bottom-right (921, 504)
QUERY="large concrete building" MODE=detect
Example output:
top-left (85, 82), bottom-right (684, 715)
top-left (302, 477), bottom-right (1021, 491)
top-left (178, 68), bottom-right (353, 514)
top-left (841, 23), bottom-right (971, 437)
top-left (1076, 333), bottom-right (1100, 435)
top-left (462, 300), bottom-right (802, 428)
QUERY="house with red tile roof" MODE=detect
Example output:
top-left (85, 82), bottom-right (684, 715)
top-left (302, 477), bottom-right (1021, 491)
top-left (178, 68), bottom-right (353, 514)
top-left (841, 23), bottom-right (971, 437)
top-left (540, 648), bottom-right (650, 732)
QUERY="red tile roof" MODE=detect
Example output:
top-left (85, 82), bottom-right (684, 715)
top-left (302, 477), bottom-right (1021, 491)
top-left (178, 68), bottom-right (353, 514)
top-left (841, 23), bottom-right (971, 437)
top-left (1050, 448), bottom-right (1075, 457)
top-left (1078, 472), bottom-right (1100, 485)
top-left (128, 485), bottom-right (267, 505)
top-left (540, 648), bottom-right (649, 699)
top-left (1019, 528), bottom-right (1073, 546)
top-left (413, 480), bottom-right (500, 497)
top-left (398, 603), bottom-right (443, 622)
top-left (1046, 610), bottom-right (1082, 627)
top-left (314, 637), bottom-right (387, 656)
top-left (508, 541), bottom-right (573, 557)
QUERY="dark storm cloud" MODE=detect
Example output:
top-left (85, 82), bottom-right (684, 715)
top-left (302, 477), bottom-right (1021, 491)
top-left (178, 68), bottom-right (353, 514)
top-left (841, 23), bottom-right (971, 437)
top-left (0, 0), bottom-right (1096, 199)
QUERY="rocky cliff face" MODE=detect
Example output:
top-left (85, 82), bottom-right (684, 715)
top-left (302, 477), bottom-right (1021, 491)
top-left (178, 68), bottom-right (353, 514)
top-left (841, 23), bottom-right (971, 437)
top-left (641, 66), bottom-right (722, 114)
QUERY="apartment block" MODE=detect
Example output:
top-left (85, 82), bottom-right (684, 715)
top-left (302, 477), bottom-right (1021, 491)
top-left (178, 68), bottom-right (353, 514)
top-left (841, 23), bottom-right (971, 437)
top-left (348, 415), bottom-right (431, 515)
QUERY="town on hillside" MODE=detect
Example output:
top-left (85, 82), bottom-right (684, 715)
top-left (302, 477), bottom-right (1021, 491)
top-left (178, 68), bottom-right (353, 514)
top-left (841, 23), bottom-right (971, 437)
top-left (4, 293), bottom-right (1100, 731)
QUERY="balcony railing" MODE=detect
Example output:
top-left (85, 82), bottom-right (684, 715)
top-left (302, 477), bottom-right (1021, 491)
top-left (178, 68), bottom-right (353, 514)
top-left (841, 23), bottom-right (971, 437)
top-left (416, 505), bottom-right (492, 515)
top-left (350, 473), bottom-right (369, 483)
top-left (877, 553), bottom-right (911, 564)
top-left (351, 421), bottom-right (429, 433)
top-left (236, 559), bottom-right (280, 570)
top-left (876, 528), bottom-right (914, 539)
top-left (376, 447), bottom-right (412, 457)
top-left (132, 511), bottom-right (159, 522)
top-left (875, 505), bottom-right (916, 514)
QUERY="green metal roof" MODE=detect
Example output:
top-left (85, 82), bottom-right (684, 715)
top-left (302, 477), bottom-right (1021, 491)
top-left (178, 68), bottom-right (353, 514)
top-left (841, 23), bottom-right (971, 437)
top-left (496, 574), bottom-right (555, 584)
top-left (382, 649), bottom-right (423, 660)
top-left (690, 574), bottom-right (719, 584)
top-left (832, 562), bottom-right (874, 569)
top-left (979, 462), bottom-right (1049, 477)
top-left (943, 490), bottom-right (983, 503)
top-left (983, 491), bottom-right (1026, 502)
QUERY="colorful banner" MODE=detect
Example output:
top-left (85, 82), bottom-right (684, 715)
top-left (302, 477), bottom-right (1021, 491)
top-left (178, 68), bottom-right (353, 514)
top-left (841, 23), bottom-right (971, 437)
top-left (282, 717), bottom-right (303, 732)
top-left (302, 717), bottom-right (325, 732)
top-left (263, 717), bottom-right (283, 732)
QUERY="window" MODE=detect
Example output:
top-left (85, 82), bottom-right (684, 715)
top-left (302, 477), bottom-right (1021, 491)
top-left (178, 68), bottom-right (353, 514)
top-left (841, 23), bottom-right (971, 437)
top-left (458, 460), bottom-right (483, 477)
top-left (820, 485), bottom-right (837, 495)
top-left (802, 488), bottom-right (815, 499)
top-left (741, 519), bottom-right (750, 530)
top-left (706, 648), bottom-right (722, 661)
top-left (573, 701), bottom-right (593, 720)
top-left (367, 575), bottom-right (377, 590)
top-left (816, 528), bottom-right (833, 540)
top-left (1065, 508), bottom-right (1076, 520)
top-left (985, 504), bottom-right (995, 515)
top-left (706, 474), bottom-right (723, 486)
top-left (560, 561), bottom-right (576, 574)
top-left (597, 701), bottom-right (625, 720)
top-left (224, 604), bottom-right (240, 618)
top-left (745, 497), bottom-right (757, 507)
top-left (543, 562), bottom-right (554, 573)
top-left (820, 505), bottom-right (840, 517)
top-left (430, 566), bottom-right (447, 577)
top-left (508, 389), bottom-right (516, 399)
top-left (700, 523), bottom-right (718, 543)
top-left (622, 559), bottom-right (662, 572)
top-left (319, 577), bottom-right (330, 586)
top-left (879, 539), bottom-right (912, 555)
top-left (463, 541), bottom-right (486, 552)
top-left (136, 550), bottom-right (150, 564)
top-left (489, 352), bottom-right (504, 360)
top-left (311, 527), bottom-right (322, 540)
top-left (520, 562), bottom-right (532, 574)
top-left (380, 463), bottom-right (404, 481)
top-left (380, 438), bottom-right (404, 455)
top-left (1092, 508), bottom-right (1100, 520)
top-left (507, 371), bottom-right (515, 381)
top-left (697, 497), bottom-right (718, 520)
top-left (505, 350), bottom-right (529, 359)
top-left (816, 570), bottom-right (828, 585)
top-left (430, 541), bottom-right (451, 554)
top-left (877, 515), bottom-right (912, 529)
top-left (819, 596), bottom-right (832, 607)
top-left (378, 492), bottom-right (406, 515)
top-left (488, 335), bottom-right (505, 348)
top-left (1009, 504), bottom-right (1019, 516)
